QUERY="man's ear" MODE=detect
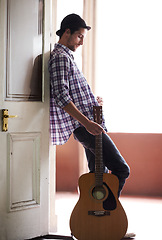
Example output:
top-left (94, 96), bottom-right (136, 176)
top-left (65, 28), bottom-right (71, 35)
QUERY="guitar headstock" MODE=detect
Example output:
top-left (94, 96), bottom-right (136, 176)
top-left (93, 106), bottom-right (102, 124)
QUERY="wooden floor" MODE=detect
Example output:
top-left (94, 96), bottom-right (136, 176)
top-left (30, 192), bottom-right (162, 240)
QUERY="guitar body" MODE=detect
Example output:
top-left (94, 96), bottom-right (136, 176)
top-left (70, 173), bottom-right (128, 240)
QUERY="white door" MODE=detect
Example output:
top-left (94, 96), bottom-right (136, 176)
top-left (0, 0), bottom-right (56, 239)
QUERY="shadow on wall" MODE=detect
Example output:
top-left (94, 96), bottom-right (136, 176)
top-left (56, 135), bottom-right (80, 192)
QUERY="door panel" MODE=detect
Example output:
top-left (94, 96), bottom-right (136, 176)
top-left (0, 0), bottom-right (56, 239)
top-left (8, 132), bottom-right (40, 211)
top-left (6, 0), bottom-right (43, 101)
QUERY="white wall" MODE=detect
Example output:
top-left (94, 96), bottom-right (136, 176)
top-left (95, 0), bottom-right (162, 133)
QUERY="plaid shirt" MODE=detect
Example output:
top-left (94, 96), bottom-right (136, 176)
top-left (49, 43), bottom-right (107, 145)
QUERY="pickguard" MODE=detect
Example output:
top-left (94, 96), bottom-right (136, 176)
top-left (103, 182), bottom-right (117, 210)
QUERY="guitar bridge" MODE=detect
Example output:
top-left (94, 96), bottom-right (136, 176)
top-left (88, 210), bottom-right (110, 217)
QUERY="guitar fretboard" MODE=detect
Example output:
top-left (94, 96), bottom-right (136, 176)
top-left (95, 133), bottom-right (103, 186)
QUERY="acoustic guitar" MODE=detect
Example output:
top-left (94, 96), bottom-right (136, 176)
top-left (70, 106), bottom-right (128, 240)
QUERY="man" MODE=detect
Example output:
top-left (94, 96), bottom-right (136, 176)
top-left (48, 13), bottom-right (130, 197)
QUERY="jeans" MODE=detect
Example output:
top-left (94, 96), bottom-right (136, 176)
top-left (73, 127), bottom-right (130, 197)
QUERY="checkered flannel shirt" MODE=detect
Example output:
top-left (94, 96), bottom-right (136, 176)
top-left (49, 43), bottom-right (107, 145)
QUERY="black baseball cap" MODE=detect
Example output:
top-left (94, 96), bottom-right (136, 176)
top-left (56, 13), bottom-right (91, 36)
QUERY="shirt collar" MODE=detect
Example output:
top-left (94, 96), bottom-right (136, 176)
top-left (55, 43), bottom-right (74, 60)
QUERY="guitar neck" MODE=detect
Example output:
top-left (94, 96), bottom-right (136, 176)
top-left (95, 133), bottom-right (103, 186)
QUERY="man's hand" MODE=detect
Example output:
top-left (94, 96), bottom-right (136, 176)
top-left (63, 101), bottom-right (106, 136)
top-left (85, 119), bottom-right (106, 135)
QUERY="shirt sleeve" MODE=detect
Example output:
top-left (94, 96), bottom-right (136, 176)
top-left (49, 54), bottom-right (72, 109)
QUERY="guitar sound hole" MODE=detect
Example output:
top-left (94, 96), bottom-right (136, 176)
top-left (92, 186), bottom-right (106, 200)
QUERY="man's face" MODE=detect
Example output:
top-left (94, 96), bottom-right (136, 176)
top-left (66, 28), bottom-right (87, 52)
